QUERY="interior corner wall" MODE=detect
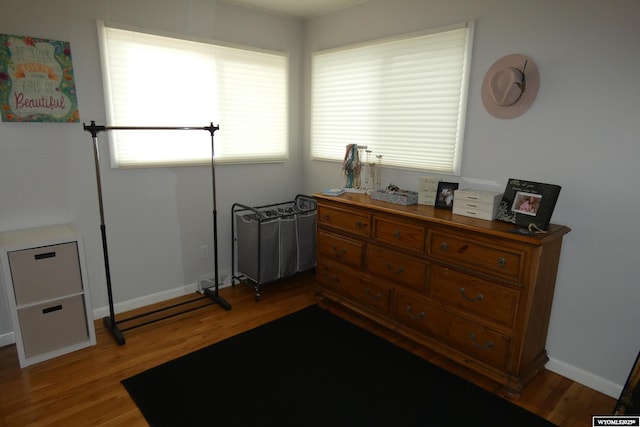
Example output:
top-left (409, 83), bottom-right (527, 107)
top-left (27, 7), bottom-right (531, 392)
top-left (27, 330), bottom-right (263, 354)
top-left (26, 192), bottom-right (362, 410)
top-left (301, 0), bottom-right (640, 398)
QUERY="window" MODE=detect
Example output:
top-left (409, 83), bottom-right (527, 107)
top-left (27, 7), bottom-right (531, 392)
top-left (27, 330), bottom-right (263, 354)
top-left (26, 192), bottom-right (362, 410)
top-left (97, 21), bottom-right (288, 168)
top-left (311, 22), bottom-right (474, 175)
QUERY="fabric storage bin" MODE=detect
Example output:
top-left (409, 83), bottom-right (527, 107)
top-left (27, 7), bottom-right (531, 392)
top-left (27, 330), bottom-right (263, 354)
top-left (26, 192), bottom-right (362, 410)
top-left (278, 207), bottom-right (298, 278)
top-left (295, 196), bottom-right (317, 272)
top-left (296, 209), bottom-right (317, 271)
top-left (17, 294), bottom-right (90, 359)
top-left (235, 210), bottom-right (280, 284)
top-left (9, 242), bottom-right (84, 305)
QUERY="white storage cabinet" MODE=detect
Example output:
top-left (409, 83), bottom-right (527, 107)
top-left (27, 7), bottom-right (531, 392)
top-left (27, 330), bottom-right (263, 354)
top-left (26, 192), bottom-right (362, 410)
top-left (452, 189), bottom-right (503, 221)
top-left (0, 224), bottom-right (96, 367)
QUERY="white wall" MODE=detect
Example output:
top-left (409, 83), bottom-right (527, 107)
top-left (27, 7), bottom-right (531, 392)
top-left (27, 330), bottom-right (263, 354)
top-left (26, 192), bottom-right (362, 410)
top-left (0, 0), bottom-right (303, 339)
top-left (302, 0), bottom-right (640, 397)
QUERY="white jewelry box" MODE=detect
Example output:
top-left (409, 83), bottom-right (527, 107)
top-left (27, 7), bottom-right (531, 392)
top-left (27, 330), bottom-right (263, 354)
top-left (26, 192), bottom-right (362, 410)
top-left (452, 189), bottom-right (503, 221)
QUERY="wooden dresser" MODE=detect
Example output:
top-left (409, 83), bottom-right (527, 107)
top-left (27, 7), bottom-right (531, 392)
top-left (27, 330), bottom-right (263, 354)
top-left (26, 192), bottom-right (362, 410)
top-left (314, 193), bottom-right (570, 394)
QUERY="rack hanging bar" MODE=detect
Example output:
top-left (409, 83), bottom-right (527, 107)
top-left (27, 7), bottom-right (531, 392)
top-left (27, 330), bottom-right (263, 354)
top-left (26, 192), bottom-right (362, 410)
top-left (83, 121), bottom-right (230, 345)
top-left (83, 121), bottom-right (220, 137)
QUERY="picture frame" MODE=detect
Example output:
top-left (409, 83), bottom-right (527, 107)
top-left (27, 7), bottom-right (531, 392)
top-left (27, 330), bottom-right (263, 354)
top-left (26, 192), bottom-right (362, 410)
top-left (435, 182), bottom-right (459, 210)
top-left (418, 176), bottom-right (441, 206)
top-left (0, 33), bottom-right (80, 123)
top-left (495, 178), bottom-right (561, 231)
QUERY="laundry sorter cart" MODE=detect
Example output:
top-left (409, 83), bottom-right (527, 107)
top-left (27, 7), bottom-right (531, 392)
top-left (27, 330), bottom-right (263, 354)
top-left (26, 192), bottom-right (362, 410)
top-left (231, 194), bottom-right (317, 301)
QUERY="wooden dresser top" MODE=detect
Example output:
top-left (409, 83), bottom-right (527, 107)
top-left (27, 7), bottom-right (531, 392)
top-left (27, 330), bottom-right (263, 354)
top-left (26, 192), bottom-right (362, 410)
top-left (314, 192), bottom-right (570, 245)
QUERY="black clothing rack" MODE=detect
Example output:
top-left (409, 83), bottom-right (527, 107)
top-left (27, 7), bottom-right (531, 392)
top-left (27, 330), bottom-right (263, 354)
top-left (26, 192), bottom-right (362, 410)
top-left (83, 121), bottom-right (231, 345)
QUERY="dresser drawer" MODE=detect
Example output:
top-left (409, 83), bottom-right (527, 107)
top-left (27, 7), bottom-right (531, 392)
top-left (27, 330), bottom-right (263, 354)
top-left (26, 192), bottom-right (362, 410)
top-left (428, 265), bottom-right (519, 329)
top-left (397, 293), bottom-right (511, 369)
top-left (373, 216), bottom-right (426, 253)
top-left (17, 294), bottom-right (90, 359)
top-left (318, 262), bottom-right (392, 315)
top-left (366, 245), bottom-right (427, 292)
top-left (318, 205), bottom-right (371, 238)
top-left (318, 231), bottom-right (364, 269)
top-left (424, 304), bottom-right (511, 369)
top-left (428, 229), bottom-right (526, 282)
top-left (452, 206), bottom-right (496, 221)
top-left (318, 261), bottom-right (360, 292)
top-left (9, 242), bottom-right (83, 306)
top-left (455, 189), bottom-right (502, 204)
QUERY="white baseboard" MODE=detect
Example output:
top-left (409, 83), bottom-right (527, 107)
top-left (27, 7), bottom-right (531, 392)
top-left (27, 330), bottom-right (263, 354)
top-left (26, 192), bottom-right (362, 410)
top-left (547, 357), bottom-right (623, 398)
top-left (92, 279), bottom-right (231, 319)
top-left (0, 331), bottom-right (15, 347)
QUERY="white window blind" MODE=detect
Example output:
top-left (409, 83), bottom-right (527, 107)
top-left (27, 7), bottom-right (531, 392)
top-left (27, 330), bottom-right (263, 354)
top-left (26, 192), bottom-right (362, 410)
top-left (311, 22), bottom-right (473, 175)
top-left (97, 22), bottom-right (288, 168)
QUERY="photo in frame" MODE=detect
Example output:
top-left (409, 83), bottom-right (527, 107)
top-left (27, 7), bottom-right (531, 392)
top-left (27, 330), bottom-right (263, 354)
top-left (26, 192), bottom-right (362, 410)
top-left (495, 178), bottom-right (561, 231)
top-left (435, 182), bottom-right (459, 209)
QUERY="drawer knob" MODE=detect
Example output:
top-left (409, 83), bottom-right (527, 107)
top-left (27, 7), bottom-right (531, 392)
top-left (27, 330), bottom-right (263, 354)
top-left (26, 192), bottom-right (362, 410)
top-left (496, 257), bottom-right (506, 268)
top-left (459, 287), bottom-right (484, 302)
top-left (322, 269), bottom-right (339, 283)
top-left (405, 304), bottom-right (425, 319)
top-left (393, 230), bottom-right (401, 239)
top-left (440, 242), bottom-right (448, 252)
top-left (386, 263), bottom-right (405, 274)
top-left (355, 220), bottom-right (365, 229)
top-left (323, 214), bottom-right (330, 221)
top-left (332, 245), bottom-right (347, 258)
top-left (469, 333), bottom-right (494, 350)
top-left (365, 288), bottom-right (382, 299)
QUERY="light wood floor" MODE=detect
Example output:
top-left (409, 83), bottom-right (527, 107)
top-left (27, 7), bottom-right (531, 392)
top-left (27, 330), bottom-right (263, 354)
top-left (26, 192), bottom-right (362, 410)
top-left (0, 272), bottom-right (616, 426)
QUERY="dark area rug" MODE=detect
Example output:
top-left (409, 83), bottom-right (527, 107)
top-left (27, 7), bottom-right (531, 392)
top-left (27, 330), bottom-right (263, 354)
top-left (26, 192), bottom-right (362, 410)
top-left (122, 305), bottom-right (556, 426)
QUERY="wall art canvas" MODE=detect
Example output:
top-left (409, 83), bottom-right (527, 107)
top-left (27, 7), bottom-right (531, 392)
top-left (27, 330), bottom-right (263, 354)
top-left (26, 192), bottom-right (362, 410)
top-left (0, 34), bottom-right (79, 122)
top-left (496, 178), bottom-right (561, 231)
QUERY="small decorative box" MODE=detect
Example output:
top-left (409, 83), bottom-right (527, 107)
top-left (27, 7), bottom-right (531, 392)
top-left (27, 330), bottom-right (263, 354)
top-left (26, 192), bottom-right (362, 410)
top-left (452, 189), bottom-right (503, 220)
top-left (370, 190), bottom-right (419, 206)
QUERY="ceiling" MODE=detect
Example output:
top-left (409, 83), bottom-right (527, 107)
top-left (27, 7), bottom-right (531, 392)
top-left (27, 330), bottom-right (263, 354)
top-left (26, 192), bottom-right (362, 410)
top-left (222, 0), bottom-right (370, 18)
